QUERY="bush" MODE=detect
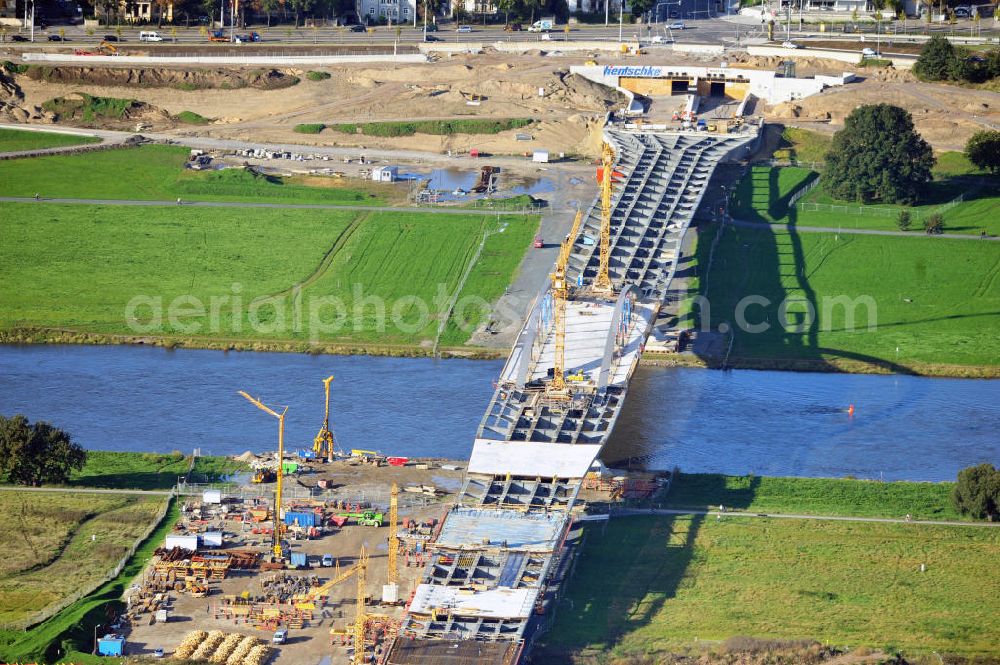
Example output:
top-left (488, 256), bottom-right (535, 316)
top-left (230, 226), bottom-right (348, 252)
top-left (2, 60), bottom-right (29, 75)
top-left (293, 123), bottom-right (326, 134)
top-left (923, 213), bottom-right (944, 234)
top-left (41, 94), bottom-right (135, 122)
top-left (329, 118), bottom-right (533, 137)
top-left (306, 70), bottom-right (331, 81)
top-left (896, 209), bottom-right (911, 231)
top-left (175, 110), bottom-right (209, 125)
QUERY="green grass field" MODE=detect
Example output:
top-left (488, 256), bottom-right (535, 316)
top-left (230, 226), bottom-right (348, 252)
top-left (772, 126), bottom-right (832, 164)
top-left (540, 515), bottom-right (1000, 660)
top-left (0, 492), bottom-right (167, 626)
top-left (0, 202), bottom-right (536, 347)
top-left (68, 451), bottom-right (247, 490)
top-left (0, 128), bottom-right (101, 152)
top-left (0, 144), bottom-right (392, 205)
top-left (697, 225), bottom-right (1000, 370)
top-left (732, 166), bottom-right (1000, 236)
top-left (0, 500), bottom-right (177, 663)
top-left (664, 473), bottom-right (961, 521)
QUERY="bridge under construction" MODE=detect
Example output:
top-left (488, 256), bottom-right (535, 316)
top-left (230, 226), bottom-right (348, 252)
top-left (376, 119), bottom-right (760, 665)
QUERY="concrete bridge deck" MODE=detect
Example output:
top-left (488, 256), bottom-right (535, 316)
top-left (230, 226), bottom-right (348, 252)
top-left (386, 126), bottom-right (757, 662)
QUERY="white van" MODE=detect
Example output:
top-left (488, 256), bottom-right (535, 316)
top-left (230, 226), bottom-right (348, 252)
top-left (139, 31), bottom-right (164, 42)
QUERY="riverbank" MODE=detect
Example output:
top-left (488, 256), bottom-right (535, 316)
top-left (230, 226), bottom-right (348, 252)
top-left (5, 331), bottom-right (999, 379)
top-left (642, 349), bottom-right (1000, 379)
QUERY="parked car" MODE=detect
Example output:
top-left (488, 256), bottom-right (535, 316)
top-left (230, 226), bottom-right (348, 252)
top-left (47, 34), bottom-right (65, 41)
top-left (10, 34), bottom-right (28, 41)
top-left (954, 6), bottom-right (970, 17)
top-left (456, 24), bottom-right (473, 32)
top-left (321, 554), bottom-right (334, 567)
top-left (153, 648), bottom-right (164, 658)
top-left (423, 34), bottom-right (442, 41)
top-left (782, 40), bottom-right (800, 48)
top-left (348, 24), bottom-right (365, 32)
top-left (272, 630), bottom-right (287, 645)
top-left (424, 22), bottom-right (438, 31)
top-left (861, 46), bottom-right (879, 57)
top-left (103, 34), bottom-right (119, 41)
top-left (506, 22), bottom-right (522, 31)
top-left (667, 21), bottom-right (685, 29)
top-left (533, 235), bottom-right (544, 249)
top-left (139, 30), bottom-right (164, 42)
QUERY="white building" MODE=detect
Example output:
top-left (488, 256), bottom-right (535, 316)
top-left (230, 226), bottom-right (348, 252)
top-left (371, 166), bottom-right (398, 182)
top-left (356, 0), bottom-right (417, 24)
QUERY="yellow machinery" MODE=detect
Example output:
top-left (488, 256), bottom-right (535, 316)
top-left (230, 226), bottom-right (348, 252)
top-left (296, 553), bottom-right (366, 609)
top-left (313, 375), bottom-right (336, 463)
top-left (352, 546), bottom-right (369, 665)
top-left (387, 484), bottom-right (399, 586)
top-left (548, 210), bottom-right (584, 397)
top-left (239, 391), bottom-right (287, 561)
top-left (594, 142), bottom-right (616, 293)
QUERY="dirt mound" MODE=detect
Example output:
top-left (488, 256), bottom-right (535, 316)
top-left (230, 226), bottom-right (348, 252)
top-left (0, 70), bottom-right (54, 123)
top-left (555, 72), bottom-right (629, 110)
top-left (42, 92), bottom-right (170, 128)
top-left (25, 66), bottom-right (300, 91)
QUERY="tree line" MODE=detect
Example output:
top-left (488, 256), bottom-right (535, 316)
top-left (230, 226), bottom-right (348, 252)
top-left (914, 35), bottom-right (1000, 84)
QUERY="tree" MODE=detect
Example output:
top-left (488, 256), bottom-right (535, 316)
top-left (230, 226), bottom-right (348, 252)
top-left (952, 463), bottom-right (1000, 521)
top-left (896, 209), bottom-right (911, 231)
top-left (913, 35), bottom-right (956, 80)
top-left (0, 415), bottom-right (86, 487)
top-left (965, 129), bottom-right (1000, 174)
top-left (824, 104), bottom-right (935, 205)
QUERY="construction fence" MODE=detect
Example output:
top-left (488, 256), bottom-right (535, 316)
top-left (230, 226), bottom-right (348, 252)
top-left (797, 192), bottom-right (965, 220)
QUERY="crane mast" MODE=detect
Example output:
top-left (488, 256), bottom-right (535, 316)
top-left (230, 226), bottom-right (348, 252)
top-left (352, 546), bottom-right (369, 665)
top-left (238, 391), bottom-right (287, 561)
top-left (548, 210), bottom-right (584, 397)
top-left (313, 375), bottom-right (336, 463)
top-left (387, 484), bottom-right (399, 585)
top-left (594, 142), bottom-right (616, 292)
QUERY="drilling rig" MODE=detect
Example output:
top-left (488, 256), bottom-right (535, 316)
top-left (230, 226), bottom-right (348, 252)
top-left (313, 375), bottom-right (337, 463)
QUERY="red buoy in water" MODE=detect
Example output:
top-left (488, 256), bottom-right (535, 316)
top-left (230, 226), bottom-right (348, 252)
top-left (848, 404), bottom-right (855, 416)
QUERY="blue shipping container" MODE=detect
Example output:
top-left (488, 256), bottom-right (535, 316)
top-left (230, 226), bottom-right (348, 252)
top-left (290, 552), bottom-right (307, 567)
top-left (98, 635), bottom-right (124, 657)
top-left (284, 511), bottom-right (318, 527)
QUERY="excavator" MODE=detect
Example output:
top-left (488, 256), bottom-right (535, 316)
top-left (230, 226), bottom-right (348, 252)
top-left (75, 40), bottom-right (118, 56)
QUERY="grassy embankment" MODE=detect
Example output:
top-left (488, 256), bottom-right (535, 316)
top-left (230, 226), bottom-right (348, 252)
top-left (734, 127), bottom-right (999, 235)
top-left (693, 224), bottom-right (1000, 373)
top-left (0, 201), bottom-right (537, 352)
top-left (0, 500), bottom-right (179, 664)
top-left (69, 451), bottom-right (247, 490)
top-left (0, 144), bottom-right (400, 205)
top-left (538, 475), bottom-right (999, 663)
top-left (0, 127), bottom-right (101, 152)
top-left (0, 492), bottom-right (168, 627)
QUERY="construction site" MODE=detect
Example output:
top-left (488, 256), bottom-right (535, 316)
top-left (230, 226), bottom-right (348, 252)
top-left (89, 57), bottom-right (812, 664)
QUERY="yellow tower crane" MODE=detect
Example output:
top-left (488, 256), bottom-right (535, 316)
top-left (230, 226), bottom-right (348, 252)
top-left (238, 391), bottom-right (287, 561)
top-left (594, 142), bottom-right (617, 293)
top-left (313, 375), bottom-right (336, 463)
top-left (352, 546), bottom-right (370, 665)
top-left (548, 210), bottom-right (584, 397)
top-left (387, 484), bottom-right (399, 586)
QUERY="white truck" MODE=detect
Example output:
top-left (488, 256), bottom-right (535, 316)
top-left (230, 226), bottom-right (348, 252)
top-left (527, 17), bottom-right (555, 32)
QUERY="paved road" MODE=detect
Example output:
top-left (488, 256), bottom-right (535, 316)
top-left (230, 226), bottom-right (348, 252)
top-left (614, 507), bottom-right (1000, 528)
top-left (731, 217), bottom-right (1000, 241)
top-left (0, 484), bottom-right (173, 496)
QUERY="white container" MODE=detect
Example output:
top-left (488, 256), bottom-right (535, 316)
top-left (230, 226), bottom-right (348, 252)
top-left (201, 531), bottom-right (224, 548)
top-left (203, 489), bottom-right (222, 504)
top-left (165, 535), bottom-right (198, 551)
top-left (532, 151), bottom-right (549, 163)
top-left (382, 583), bottom-right (399, 604)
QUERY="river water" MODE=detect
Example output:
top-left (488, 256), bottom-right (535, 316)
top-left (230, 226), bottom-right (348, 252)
top-left (1, 344), bottom-right (997, 482)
